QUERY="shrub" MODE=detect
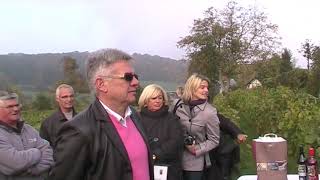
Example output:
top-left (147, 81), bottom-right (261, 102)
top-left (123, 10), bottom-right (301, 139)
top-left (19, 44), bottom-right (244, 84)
top-left (214, 86), bottom-right (320, 175)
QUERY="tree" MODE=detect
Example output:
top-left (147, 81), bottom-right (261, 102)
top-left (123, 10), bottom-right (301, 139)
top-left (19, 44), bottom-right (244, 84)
top-left (280, 48), bottom-right (293, 73)
top-left (300, 39), bottom-right (313, 71)
top-left (178, 1), bottom-right (280, 94)
top-left (59, 56), bottom-right (89, 93)
top-left (278, 48), bottom-right (294, 85)
top-left (32, 93), bottom-right (53, 110)
top-left (254, 54), bottom-right (282, 87)
top-left (307, 46), bottom-right (320, 96)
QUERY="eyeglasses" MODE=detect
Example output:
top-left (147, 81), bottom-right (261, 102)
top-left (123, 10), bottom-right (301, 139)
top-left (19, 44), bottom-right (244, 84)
top-left (101, 72), bottom-right (139, 82)
top-left (59, 95), bottom-right (74, 99)
top-left (0, 103), bottom-right (22, 110)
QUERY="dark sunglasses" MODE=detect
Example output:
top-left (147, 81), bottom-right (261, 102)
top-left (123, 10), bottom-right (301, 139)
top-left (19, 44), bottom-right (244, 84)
top-left (105, 72), bottom-right (139, 82)
top-left (122, 72), bottom-right (139, 81)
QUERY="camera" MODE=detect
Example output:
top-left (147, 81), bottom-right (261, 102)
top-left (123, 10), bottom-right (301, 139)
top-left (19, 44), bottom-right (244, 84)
top-left (184, 134), bottom-right (195, 145)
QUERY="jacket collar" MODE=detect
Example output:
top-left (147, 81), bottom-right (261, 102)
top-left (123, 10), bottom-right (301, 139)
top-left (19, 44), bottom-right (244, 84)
top-left (0, 120), bottom-right (24, 133)
top-left (57, 107), bottom-right (77, 121)
top-left (194, 101), bottom-right (208, 111)
top-left (91, 98), bottom-right (151, 164)
top-left (140, 105), bottom-right (169, 118)
top-left (91, 98), bottom-right (154, 178)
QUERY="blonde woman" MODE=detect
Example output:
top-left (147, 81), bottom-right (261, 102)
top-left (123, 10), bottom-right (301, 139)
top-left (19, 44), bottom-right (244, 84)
top-left (138, 84), bottom-right (184, 180)
top-left (173, 74), bottom-right (220, 180)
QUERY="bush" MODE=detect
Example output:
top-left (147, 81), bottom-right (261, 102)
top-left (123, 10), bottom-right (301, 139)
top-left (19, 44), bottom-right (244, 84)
top-left (214, 86), bottom-right (320, 176)
top-left (31, 92), bottom-right (53, 110)
top-left (22, 110), bottom-right (54, 130)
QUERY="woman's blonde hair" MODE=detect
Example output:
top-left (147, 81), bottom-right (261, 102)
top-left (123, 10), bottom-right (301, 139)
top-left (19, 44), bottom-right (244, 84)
top-left (138, 84), bottom-right (169, 110)
top-left (182, 73), bottom-right (210, 103)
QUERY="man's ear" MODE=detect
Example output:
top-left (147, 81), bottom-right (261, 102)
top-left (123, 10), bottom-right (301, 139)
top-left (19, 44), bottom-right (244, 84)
top-left (95, 78), bottom-right (108, 93)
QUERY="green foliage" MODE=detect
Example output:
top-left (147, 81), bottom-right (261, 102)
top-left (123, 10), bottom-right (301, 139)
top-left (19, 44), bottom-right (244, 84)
top-left (307, 46), bottom-right (320, 97)
top-left (32, 93), bottom-right (53, 110)
top-left (282, 68), bottom-right (309, 89)
top-left (214, 87), bottom-right (320, 175)
top-left (178, 1), bottom-right (280, 93)
top-left (74, 93), bottom-right (93, 111)
top-left (280, 48), bottom-right (293, 73)
top-left (22, 110), bottom-right (54, 130)
top-left (60, 56), bottom-right (89, 93)
top-left (254, 55), bottom-right (282, 87)
top-left (300, 39), bottom-right (313, 71)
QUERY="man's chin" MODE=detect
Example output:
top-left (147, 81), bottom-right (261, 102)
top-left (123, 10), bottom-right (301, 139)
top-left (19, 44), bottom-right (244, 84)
top-left (127, 97), bottom-right (136, 104)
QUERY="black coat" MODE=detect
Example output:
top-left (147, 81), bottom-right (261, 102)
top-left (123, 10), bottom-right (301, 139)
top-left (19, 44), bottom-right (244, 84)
top-left (216, 113), bottom-right (242, 156)
top-left (206, 113), bottom-right (243, 180)
top-left (140, 106), bottom-right (184, 180)
top-left (40, 108), bottom-right (76, 151)
top-left (48, 99), bottom-right (154, 180)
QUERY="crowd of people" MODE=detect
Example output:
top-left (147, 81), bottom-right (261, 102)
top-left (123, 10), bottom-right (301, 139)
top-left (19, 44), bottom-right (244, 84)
top-left (0, 48), bottom-right (246, 180)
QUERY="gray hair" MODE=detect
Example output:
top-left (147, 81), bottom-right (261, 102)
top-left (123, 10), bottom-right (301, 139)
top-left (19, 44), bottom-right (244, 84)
top-left (56, 84), bottom-right (74, 98)
top-left (86, 48), bottom-right (133, 94)
top-left (0, 91), bottom-right (18, 103)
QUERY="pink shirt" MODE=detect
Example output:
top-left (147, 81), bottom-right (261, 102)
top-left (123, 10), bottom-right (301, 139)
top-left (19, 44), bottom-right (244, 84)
top-left (109, 114), bottom-right (150, 180)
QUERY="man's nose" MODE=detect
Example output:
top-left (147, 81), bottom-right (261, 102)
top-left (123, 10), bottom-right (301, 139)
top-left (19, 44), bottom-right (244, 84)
top-left (131, 76), bottom-right (139, 86)
top-left (12, 105), bottom-right (20, 111)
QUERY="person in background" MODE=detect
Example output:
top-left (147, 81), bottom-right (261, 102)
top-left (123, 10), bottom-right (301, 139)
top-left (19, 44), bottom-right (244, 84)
top-left (48, 48), bottom-right (153, 180)
top-left (173, 73), bottom-right (220, 180)
top-left (40, 84), bottom-right (76, 151)
top-left (138, 84), bottom-right (184, 180)
top-left (0, 90), bottom-right (54, 180)
top-left (176, 86), bottom-right (184, 98)
top-left (206, 114), bottom-right (247, 180)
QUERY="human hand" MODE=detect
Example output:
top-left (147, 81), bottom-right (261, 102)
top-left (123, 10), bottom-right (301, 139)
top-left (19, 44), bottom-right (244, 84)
top-left (237, 134), bottom-right (247, 144)
top-left (185, 144), bottom-right (196, 155)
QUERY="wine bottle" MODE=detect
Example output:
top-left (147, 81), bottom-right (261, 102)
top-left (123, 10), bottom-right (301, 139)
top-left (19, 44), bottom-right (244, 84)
top-left (307, 147), bottom-right (318, 180)
top-left (297, 145), bottom-right (307, 180)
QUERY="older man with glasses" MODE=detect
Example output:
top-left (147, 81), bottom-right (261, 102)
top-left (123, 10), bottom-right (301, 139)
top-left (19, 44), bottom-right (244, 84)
top-left (40, 84), bottom-right (77, 151)
top-left (49, 49), bottom-right (153, 180)
top-left (0, 91), bottom-right (54, 180)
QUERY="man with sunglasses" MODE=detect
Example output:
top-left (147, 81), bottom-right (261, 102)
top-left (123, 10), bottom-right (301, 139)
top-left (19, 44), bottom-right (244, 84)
top-left (49, 49), bottom-right (153, 180)
top-left (40, 84), bottom-right (76, 151)
top-left (0, 91), bottom-right (54, 179)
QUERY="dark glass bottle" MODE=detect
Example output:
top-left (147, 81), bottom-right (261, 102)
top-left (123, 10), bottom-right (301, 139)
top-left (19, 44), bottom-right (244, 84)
top-left (307, 147), bottom-right (318, 180)
top-left (297, 145), bottom-right (307, 180)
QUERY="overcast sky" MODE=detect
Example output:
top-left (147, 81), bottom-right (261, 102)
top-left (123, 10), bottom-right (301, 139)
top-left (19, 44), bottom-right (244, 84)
top-left (0, 0), bottom-right (319, 68)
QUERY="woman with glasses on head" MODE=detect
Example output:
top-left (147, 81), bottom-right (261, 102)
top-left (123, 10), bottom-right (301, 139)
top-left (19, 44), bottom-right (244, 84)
top-left (138, 84), bottom-right (184, 180)
top-left (172, 73), bottom-right (220, 180)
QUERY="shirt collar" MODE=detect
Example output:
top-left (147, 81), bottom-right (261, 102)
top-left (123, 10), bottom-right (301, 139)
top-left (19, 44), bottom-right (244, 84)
top-left (99, 100), bottom-right (132, 127)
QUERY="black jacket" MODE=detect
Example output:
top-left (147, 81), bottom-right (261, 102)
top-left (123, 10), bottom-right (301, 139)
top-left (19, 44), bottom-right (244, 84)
top-left (48, 99), bottom-right (154, 180)
top-left (40, 108), bottom-right (76, 150)
top-left (216, 113), bottom-right (242, 155)
top-left (206, 114), bottom-right (243, 180)
top-left (140, 106), bottom-right (184, 180)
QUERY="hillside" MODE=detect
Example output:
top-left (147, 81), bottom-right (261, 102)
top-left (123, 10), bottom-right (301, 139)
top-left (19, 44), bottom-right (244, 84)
top-left (0, 52), bottom-right (188, 91)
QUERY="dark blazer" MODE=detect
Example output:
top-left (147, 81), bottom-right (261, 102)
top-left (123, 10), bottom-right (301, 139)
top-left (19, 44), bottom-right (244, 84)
top-left (140, 106), bottom-right (184, 180)
top-left (216, 113), bottom-right (242, 155)
top-left (48, 98), bottom-right (154, 180)
top-left (40, 108), bottom-right (76, 150)
top-left (206, 114), bottom-right (243, 180)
